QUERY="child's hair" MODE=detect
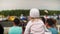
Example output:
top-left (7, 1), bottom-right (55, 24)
top-left (46, 18), bottom-right (54, 27)
top-left (13, 18), bottom-right (20, 25)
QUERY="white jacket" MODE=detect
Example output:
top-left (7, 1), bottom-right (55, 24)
top-left (24, 19), bottom-right (45, 34)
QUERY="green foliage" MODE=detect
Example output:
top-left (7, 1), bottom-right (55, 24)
top-left (0, 10), bottom-right (29, 16)
top-left (0, 9), bottom-right (60, 16)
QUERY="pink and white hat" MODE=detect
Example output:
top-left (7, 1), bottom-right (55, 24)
top-left (30, 8), bottom-right (40, 18)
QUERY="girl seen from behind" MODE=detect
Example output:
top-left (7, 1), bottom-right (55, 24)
top-left (24, 8), bottom-right (45, 34)
top-left (8, 18), bottom-right (22, 34)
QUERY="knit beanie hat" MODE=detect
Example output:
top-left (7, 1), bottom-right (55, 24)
top-left (30, 8), bottom-right (40, 18)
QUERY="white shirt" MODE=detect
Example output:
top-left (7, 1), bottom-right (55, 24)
top-left (24, 19), bottom-right (45, 34)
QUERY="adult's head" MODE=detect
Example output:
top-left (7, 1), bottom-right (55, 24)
top-left (13, 18), bottom-right (20, 26)
top-left (51, 19), bottom-right (57, 25)
top-left (49, 19), bottom-right (57, 28)
top-left (29, 8), bottom-right (40, 19)
top-left (45, 18), bottom-right (54, 28)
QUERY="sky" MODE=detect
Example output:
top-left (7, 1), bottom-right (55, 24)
top-left (0, 0), bottom-right (60, 10)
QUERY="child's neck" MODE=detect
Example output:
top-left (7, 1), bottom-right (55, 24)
top-left (47, 26), bottom-right (52, 29)
top-left (13, 24), bottom-right (17, 26)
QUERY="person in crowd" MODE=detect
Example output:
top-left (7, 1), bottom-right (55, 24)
top-left (0, 24), bottom-right (4, 34)
top-left (20, 14), bottom-right (27, 34)
top-left (20, 14), bottom-right (27, 21)
top-left (8, 18), bottom-right (22, 34)
top-left (50, 19), bottom-right (57, 28)
top-left (24, 8), bottom-right (45, 34)
top-left (41, 17), bottom-right (52, 34)
top-left (40, 17), bottom-right (46, 24)
top-left (45, 18), bottom-right (58, 34)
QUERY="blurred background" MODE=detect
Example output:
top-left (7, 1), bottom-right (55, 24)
top-left (0, 0), bottom-right (60, 34)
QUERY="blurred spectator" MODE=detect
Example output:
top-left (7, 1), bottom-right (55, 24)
top-left (57, 15), bottom-right (60, 20)
top-left (8, 18), bottom-right (22, 34)
top-left (40, 17), bottom-right (46, 24)
top-left (20, 14), bottom-right (27, 26)
top-left (20, 14), bottom-right (27, 21)
top-left (24, 8), bottom-right (45, 34)
top-left (0, 24), bottom-right (4, 34)
top-left (19, 14), bottom-right (28, 34)
top-left (50, 19), bottom-right (57, 28)
top-left (41, 17), bottom-right (52, 34)
top-left (45, 18), bottom-right (58, 34)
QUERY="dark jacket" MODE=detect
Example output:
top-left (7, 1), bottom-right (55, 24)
top-left (0, 24), bottom-right (4, 34)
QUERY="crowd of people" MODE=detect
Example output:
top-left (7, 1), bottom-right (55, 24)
top-left (0, 8), bottom-right (58, 34)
